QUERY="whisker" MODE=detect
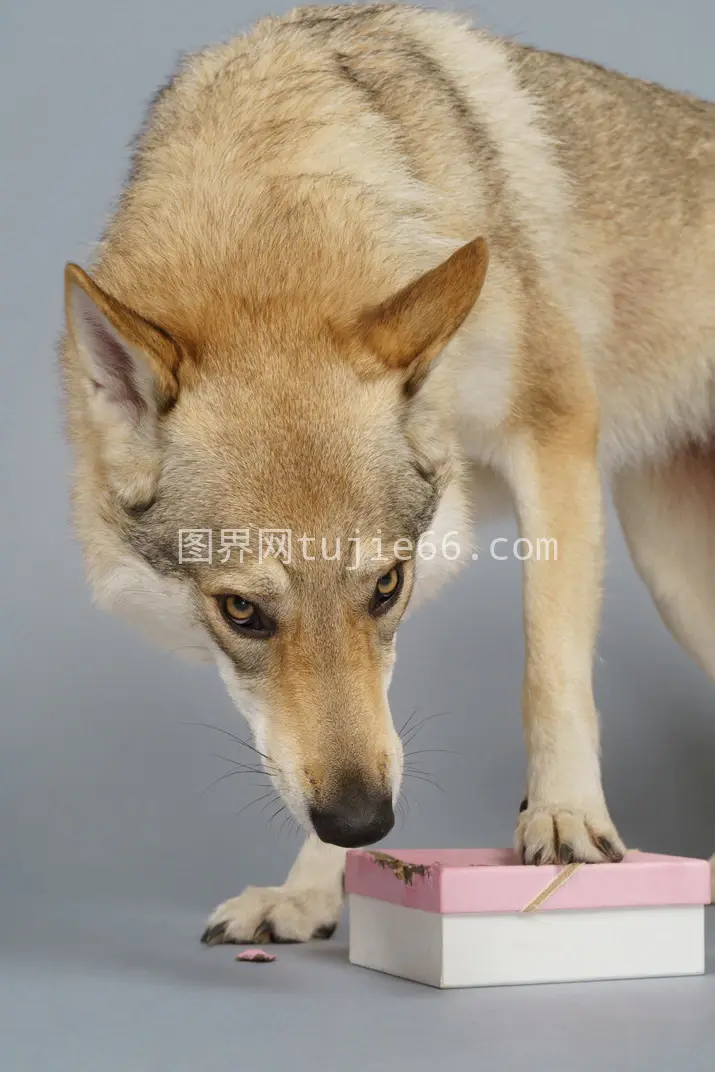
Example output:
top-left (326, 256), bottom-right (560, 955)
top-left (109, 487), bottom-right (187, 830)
top-left (278, 811), bottom-right (295, 840)
top-left (403, 710), bottom-right (451, 737)
top-left (280, 812), bottom-right (302, 842)
top-left (401, 716), bottom-right (433, 746)
top-left (403, 772), bottom-right (445, 793)
top-left (182, 722), bottom-right (274, 764)
top-left (199, 769), bottom-right (272, 798)
top-left (404, 765), bottom-right (441, 778)
top-left (211, 754), bottom-right (277, 775)
top-left (403, 748), bottom-right (460, 759)
top-left (400, 711), bottom-right (451, 750)
top-left (212, 756), bottom-right (267, 769)
top-left (234, 790), bottom-right (279, 819)
top-left (267, 804), bottom-right (287, 829)
top-left (398, 707), bottom-right (420, 738)
top-left (259, 794), bottom-right (285, 816)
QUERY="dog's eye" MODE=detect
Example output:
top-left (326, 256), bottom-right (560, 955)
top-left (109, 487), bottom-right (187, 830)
top-left (218, 595), bottom-right (275, 638)
top-left (371, 564), bottom-right (404, 614)
top-left (224, 595), bottom-right (255, 623)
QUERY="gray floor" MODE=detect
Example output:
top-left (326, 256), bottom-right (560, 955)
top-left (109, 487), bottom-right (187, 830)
top-left (1, 899), bottom-right (714, 1072)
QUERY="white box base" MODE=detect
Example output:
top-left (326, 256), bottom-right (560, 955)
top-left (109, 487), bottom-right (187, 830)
top-left (348, 894), bottom-right (705, 989)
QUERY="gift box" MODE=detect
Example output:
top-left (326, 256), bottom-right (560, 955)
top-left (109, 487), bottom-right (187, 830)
top-left (345, 848), bottom-right (710, 989)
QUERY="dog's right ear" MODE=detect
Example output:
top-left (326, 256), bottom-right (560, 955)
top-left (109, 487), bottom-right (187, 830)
top-left (65, 264), bottom-right (180, 420)
top-left (64, 264), bottom-right (182, 508)
top-left (357, 237), bottom-right (488, 394)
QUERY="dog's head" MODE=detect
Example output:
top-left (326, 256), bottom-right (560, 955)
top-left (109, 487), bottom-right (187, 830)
top-left (62, 238), bottom-right (488, 847)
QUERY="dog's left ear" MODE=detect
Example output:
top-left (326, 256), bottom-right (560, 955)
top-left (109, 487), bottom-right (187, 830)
top-left (358, 237), bottom-right (488, 393)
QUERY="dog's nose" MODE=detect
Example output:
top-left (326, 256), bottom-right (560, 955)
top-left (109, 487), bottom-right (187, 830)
top-left (309, 786), bottom-right (395, 848)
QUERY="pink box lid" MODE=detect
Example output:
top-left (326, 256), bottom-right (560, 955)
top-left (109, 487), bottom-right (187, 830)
top-left (344, 848), bottom-right (711, 914)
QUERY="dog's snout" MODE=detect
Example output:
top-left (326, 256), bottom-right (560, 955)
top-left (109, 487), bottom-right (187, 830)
top-left (310, 798), bottom-right (394, 848)
top-left (309, 776), bottom-right (395, 848)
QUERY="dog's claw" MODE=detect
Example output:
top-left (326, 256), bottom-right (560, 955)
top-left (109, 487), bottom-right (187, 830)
top-left (593, 836), bottom-right (624, 862)
top-left (558, 842), bottom-right (576, 864)
top-left (313, 923), bottom-right (338, 940)
top-left (201, 923), bottom-right (231, 946)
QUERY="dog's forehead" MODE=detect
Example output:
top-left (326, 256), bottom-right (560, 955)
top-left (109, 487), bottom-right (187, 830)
top-left (161, 359), bottom-right (431, 541)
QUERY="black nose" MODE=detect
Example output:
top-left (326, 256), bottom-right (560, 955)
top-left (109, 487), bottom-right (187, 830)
top-left (310, 787), bottom-right (395, 849)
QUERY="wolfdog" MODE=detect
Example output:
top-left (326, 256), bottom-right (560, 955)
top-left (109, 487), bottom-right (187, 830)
top-left (61, 5), bottom-right (715, 942)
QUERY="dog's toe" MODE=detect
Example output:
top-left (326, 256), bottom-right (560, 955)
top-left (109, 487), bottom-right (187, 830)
top-left (202, 885), bottom-right (343, 946)
top-left (262, 920), bottom-right (301, 945)
top-left (516, 804), bottom-right (625, 865)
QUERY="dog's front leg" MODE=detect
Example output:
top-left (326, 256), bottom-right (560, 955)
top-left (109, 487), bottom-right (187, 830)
top-left (508, 416), bottom-right (625, 865)
top-left (201, 838), bottom-right (346, 945)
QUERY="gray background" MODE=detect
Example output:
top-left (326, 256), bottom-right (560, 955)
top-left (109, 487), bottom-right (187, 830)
top-left (2, 1), bottom-right (715, 1069)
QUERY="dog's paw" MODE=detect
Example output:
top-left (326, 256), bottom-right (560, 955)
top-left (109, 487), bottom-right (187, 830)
top-left (201, 885), bottom-right (343, 946)
top-left (516, 800), bottom-right (625, 865)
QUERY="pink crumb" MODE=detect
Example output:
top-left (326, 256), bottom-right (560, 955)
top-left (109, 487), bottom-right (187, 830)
top-left (235, 948), bottom-right (277, 963)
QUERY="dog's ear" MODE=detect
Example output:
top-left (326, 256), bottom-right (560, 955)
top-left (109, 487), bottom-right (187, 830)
top-left (64, 263), bottom-right (182, 508)
top-left (358, 237), bottom-right (488, 393)
top-left (65, 264), bottom-right (180, 419)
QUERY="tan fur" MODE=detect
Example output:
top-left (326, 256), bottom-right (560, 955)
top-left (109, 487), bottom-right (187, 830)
top-left (60, 4), bottom-right (715, 937)
top-left (359, 237), bottom-right (489, 371)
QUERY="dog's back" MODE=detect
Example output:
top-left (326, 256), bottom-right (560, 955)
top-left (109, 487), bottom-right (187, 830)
top-left (86, 4), bottom-right (715, 468)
